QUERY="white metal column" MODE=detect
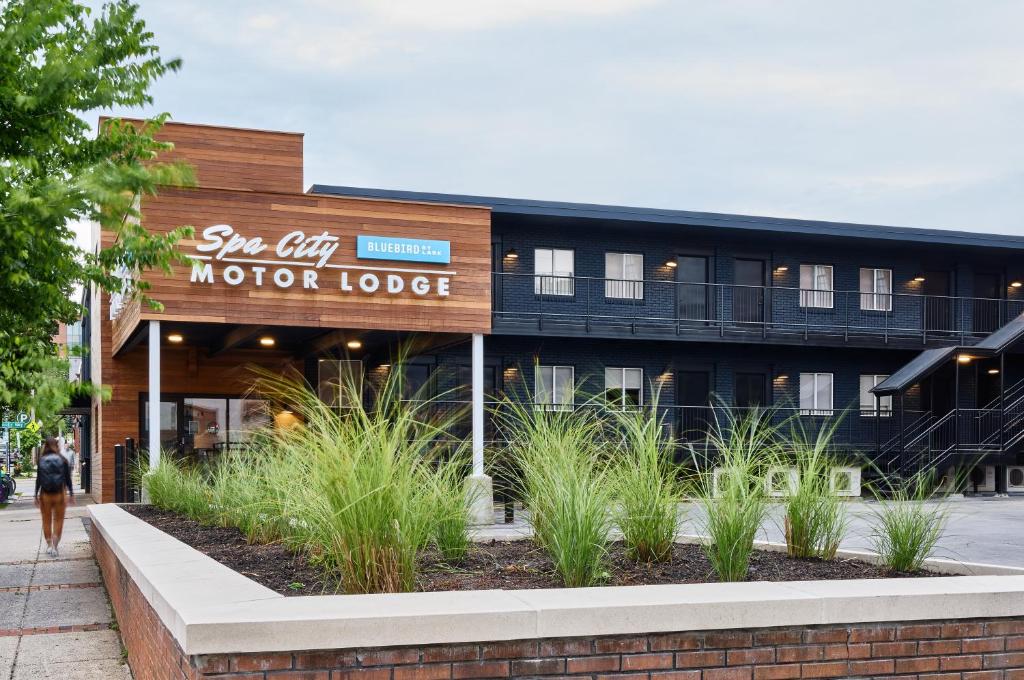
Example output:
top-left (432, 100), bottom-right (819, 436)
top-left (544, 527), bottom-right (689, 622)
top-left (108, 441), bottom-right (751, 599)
top-left (148, 320), bottom-right (161, 469)
top-left (466, 332), bottom-right (493, 523)
top-left (471, 332), bottom-right (484, 476)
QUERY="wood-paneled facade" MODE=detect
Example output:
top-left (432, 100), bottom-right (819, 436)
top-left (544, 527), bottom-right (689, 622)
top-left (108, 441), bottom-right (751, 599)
top-left (91, 121), bottom-right (493, 502)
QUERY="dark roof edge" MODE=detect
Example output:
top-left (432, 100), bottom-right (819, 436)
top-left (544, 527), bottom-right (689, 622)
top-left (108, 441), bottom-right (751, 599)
top-left (309, 184), bottom-right (1024, 250)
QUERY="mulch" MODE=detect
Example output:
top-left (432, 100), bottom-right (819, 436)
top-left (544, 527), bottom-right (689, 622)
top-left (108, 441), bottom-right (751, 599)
top-left (121, 504), bottom-right (936, 597)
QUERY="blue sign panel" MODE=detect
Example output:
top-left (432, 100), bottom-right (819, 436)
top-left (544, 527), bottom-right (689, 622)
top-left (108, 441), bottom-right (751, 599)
top-left (357, 235), bottom-right (451, 265)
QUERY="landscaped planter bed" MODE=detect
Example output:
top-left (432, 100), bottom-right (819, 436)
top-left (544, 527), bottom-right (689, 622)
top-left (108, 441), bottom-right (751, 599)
top-left (91, 504), bottom-right (1024, 680)
top-left (124, 504), bottom-right (936, 596)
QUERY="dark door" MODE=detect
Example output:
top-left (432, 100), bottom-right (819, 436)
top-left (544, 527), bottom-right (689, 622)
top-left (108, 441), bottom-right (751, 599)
top-left (677, 255), bottom-right (712, 321)
top-left (734, 259), bottom-right (765, 324)
top-left (925, 371), bottom-right (955, 417)
top-left (677, 370), bottom-right (713, 440)
top-left (923, 270), bottom-right (952, 332)
top-left (973, 273), bottom-right (1002, 333)
top-left (734, 372), bottom-right (768, 408)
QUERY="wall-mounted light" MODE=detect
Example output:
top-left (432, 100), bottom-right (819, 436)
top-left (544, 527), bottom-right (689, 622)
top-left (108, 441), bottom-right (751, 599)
top-left (1012, 281), bottom-right (1023, 289)
top-left (346, 340), bottom-right (362, 350)
top-left (665, 260), bottom-right (677, 269)
top-left (913, 275), bottom-right (926, 283)
top-left (775, 266), bottom-right (789, 273)
top-left (957, 354), bottom-right (972, 364)
top-left (988, 368), bottom-right (1001, 375)
top-left (259, 336), bottom-right (276, 347)
top-left (505, 248), bottom-right (518, 260)
top-left (774, 374), bottom-right (789, 381)
top-left (167, 333), bottom-right (184, 344)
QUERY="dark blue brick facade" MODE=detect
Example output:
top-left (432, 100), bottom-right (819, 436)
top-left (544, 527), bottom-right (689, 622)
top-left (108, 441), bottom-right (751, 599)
top-left (393, 216), bottom-right (1024, 464)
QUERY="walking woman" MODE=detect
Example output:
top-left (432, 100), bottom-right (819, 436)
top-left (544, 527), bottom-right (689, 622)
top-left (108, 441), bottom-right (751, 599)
top-left (35, 437), bottom-right (74, 557)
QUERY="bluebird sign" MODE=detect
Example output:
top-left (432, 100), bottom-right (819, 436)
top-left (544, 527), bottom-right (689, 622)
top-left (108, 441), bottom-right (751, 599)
top-left (356, 235), bottom-right (451, 265)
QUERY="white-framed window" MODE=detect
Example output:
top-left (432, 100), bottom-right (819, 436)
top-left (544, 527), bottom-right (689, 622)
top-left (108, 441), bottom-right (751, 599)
top-left (860, 374), bottom-right (893, 417)
top-left (800, 372), bottom-right (834, 416)
top-left (605, 367), bottom-right (643, 407)
top-left (534, 248), bottom-right (574, 296)
top-left (860, 267), bottom-right (893, 311)
top-left (799, 264), bottom-right (834, 309)
top-left (535, 365), bottom-right (574, 410)
top-left (605, 252), bottom-right (644, 300)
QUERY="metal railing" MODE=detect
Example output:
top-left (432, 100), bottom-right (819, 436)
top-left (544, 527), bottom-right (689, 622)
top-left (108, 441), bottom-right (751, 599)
top-left (492, 272), bottom-right (1024, 344)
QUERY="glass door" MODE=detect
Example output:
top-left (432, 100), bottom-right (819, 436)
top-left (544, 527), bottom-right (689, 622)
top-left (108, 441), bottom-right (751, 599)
top-left (182, 398), bottom-right (228, 464)
top-left (142, 400), bottom-right (180, 456)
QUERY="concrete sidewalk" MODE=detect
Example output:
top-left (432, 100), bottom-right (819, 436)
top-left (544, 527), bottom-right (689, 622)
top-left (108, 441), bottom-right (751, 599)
top-left (0, 491), bottom-right (131, 679)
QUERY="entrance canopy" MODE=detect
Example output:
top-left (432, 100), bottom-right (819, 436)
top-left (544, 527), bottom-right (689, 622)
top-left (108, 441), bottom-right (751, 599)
top-left (972, 311), bottom-right (1024, 354)
top-left (870, 346), bottom-right (960, 397)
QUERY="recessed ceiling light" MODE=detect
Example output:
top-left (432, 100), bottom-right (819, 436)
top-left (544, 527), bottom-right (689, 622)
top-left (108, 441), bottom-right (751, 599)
top-left (913, 275), bottom-right (926, 282)
top-left (989, 368), bottom-right (1000, 375)
top-left (665, 260), bottom-right (677, 268)
top-left (167, 333), bottom-right (183, 343)
top-left (259, 336), bottom-right (275, 347)
top-left (1013, 281), bottom-right (1023, 288)
top-left (958, 355), bottom-right (972, 364)
top-left (346, 340), bottom-right (362, 350)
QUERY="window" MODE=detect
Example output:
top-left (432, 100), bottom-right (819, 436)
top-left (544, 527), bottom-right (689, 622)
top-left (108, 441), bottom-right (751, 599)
top-left (229, 399), bottom-right (273, 443)
top-left (536, 365), bottom-right (574, 410)
top-left (400, 364), bottom-right (433, 400)
top-left (860, 267), bottom-right (893, 311)
top-left (799, 264), bottom-right (834, 308)
top-left (860, 375), bottom-right (892, 417)
top-left (605, 367), bottom-right (643, 407)
top-left (534, 248), bottom-right (574, 295)
top-left (318, 359), bottom-right (364, 409)
top-left (800, 373), bottom-right (834, 416)
top-left (605, 252), bottom-right (644, 300)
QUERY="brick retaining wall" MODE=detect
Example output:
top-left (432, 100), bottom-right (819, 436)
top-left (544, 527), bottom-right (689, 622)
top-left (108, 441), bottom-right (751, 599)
top-left (91, 524), bottom-right (1024, 680)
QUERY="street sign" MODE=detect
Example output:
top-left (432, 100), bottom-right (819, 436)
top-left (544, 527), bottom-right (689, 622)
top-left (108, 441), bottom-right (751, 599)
top-left (1, 412), bottom-right (29, 429)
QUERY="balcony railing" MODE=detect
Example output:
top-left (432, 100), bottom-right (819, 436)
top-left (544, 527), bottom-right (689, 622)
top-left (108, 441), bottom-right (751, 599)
top-left (492, 272), bottom-right (1024, 344)
top-left (420, 400), bottom-right (904, 456)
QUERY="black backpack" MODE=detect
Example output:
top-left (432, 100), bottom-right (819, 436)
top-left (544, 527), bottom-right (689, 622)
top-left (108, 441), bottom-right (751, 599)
top-left (38, 453), bottom-right (66, 493)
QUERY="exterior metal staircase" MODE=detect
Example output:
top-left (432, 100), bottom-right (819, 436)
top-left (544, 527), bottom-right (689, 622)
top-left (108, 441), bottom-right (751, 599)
top-left (878, 376), bottom-right (1024, 481)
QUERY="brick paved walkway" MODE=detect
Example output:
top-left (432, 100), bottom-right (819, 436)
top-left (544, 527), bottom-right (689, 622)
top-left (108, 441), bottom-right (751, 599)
top-left (0, 490), bottom-right (131, 679)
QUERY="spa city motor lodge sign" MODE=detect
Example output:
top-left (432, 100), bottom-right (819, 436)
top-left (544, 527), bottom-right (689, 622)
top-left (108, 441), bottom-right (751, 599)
top-left (190, 225), bottom-right (454, 297)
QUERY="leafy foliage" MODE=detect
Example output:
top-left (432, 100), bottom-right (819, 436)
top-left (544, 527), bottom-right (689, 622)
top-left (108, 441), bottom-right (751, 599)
top-left (0, 0), bottom-right (194, 408)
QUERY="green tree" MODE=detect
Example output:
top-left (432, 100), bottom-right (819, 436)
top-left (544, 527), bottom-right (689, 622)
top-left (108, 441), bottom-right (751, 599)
top-left (0, 0), bottom-right (194, 411)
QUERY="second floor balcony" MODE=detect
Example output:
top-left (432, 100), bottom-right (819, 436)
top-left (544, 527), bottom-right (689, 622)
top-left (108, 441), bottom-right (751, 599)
top-left (491, 272), bottom-right (1024, 348)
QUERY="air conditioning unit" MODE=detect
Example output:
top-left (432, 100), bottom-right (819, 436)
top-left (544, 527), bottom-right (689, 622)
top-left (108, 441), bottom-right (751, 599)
top-left (1006, 466), bottom-right (1024, 493)
top-left (765, 466), bottom-right (798, 497)
top-left (830, 466), bottom-right (861, 497)
top-left (968, 465), bottom-right (996, 493)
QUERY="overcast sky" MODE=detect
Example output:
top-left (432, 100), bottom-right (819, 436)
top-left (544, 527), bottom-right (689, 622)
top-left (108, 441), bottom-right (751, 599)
top-left (94, 0), bottom-right (1024, 238)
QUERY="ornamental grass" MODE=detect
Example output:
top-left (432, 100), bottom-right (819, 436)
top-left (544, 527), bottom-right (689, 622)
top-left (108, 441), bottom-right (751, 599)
top-left (781, 418), bottom-right (849, 560)
top-left (606, 394), bottom-right (683, 562)
top-left (691, 406), bottom-right (782, 582)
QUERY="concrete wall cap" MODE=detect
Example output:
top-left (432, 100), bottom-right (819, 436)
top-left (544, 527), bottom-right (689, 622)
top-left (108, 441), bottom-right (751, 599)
top-left (88, 503), bottom-right (1024, 657)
